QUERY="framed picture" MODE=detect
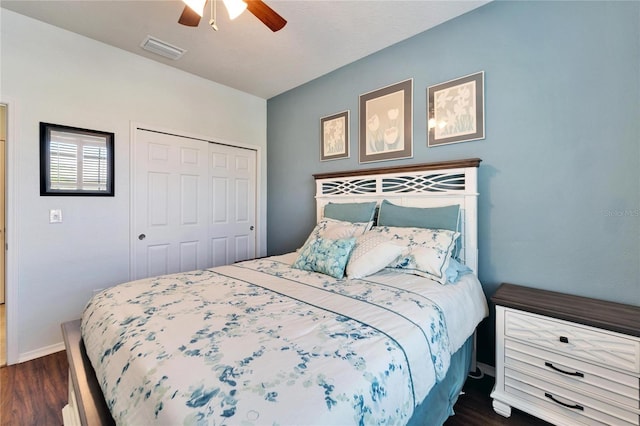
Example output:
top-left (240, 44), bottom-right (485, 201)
top-left (359, 79), bottom-right (413, 163)
top-left (428, 71), bottom-right (484, 147)
top-left (40, 122), bottom-right (115, 196)
top-left (320, 110), bottom-right (349, 161)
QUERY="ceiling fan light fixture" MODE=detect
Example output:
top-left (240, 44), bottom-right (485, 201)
top-left (222, 0), bottom-right (247, 20)
top-left (182, 0), bottom-right (207, 17)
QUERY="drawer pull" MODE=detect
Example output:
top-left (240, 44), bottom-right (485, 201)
top-left (559, 336), bottom-right (569, 343)
top-left (544, 393), bottom-right (584, 411)
top-left (544, 362), bottom-right (584, 377)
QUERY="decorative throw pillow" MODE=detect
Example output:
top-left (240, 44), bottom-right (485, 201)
top-left (346, 233), bottom-right (404, 279)
top-left (292, 237), bottom-right (357, 279)
top-left (371, 226), bottom-right (460, 284)
top-left (301, 218), bottom-right (372, 249)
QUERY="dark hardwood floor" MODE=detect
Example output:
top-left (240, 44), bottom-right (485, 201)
top-left (0, 351), bottom-right (550, 425)
top-left (0, 351), bottom-right (67, 426)
top-left (445, 372), bottom-right (552, 426)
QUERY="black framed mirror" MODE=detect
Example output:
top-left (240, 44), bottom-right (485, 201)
top-left (40, 122), bottom-right (114, 196)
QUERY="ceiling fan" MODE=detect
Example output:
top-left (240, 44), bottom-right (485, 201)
top-left (178, 0), bottom-right (287, 32)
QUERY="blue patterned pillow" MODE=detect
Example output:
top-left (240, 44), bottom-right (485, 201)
top-left (445, 257), bottom-right (473, 284)
top-left (300, 218), bottom-right (372, 250)
top-left (292, 237), bottom-right (357, 279)
top-left (371, 226), bottom-right (460, 284)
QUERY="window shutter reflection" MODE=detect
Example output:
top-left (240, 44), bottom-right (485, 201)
top-left (49, 130), bottom-right (108, 191)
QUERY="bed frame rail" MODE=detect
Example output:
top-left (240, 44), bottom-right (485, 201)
top-left (61, 320), bottom-right (114, 426)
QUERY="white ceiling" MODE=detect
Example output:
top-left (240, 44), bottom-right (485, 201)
top-left (1, 0), bottom-right (489, 99)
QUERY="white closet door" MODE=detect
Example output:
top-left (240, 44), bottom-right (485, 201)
top-left (133, 128), bottom-right (256, 279)
top-left (133, 129), bottom-right (209, 279)
top-left (209, 144), bottom-right (256, 267)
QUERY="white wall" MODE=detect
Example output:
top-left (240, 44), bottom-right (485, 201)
top-left (1, 9), bottom-right (268, 363)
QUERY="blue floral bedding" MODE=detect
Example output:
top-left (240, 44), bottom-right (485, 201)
top-left (81, 254), bottom-right (487, 425)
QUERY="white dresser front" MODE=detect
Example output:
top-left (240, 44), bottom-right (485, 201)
top-left (492, 305), bottom-right (640, 426)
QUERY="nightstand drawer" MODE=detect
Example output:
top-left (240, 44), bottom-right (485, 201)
top-left (505, 339), bottom-right (639, 409)
top-left (505, 368), bottom-right (640, 425)
top-left (505, 309), bottom-right (640, 373)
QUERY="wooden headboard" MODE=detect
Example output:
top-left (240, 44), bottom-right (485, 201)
top-left (313, 158), bottom-right (481, 273)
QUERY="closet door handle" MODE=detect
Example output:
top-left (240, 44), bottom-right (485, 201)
top-left (138, 234), bottom-right (146, 240)
top-left (544, 393), bottom-right (584, 411)
top-left (544, 362), bottom-right (584, 377)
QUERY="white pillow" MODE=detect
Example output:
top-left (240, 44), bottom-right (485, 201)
top-left (301, 218), bottom-right (372, 249)
top-left (346, 233), bottom-right (403, 279)
top-left (371, 226), bottom-right (460, 284)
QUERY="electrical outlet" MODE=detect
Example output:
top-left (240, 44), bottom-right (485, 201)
top-left (49, 209), bottom-right (63, 223)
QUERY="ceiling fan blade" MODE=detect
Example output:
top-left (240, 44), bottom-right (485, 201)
top-left (244, 0), bottom-right (287, 32)
top-left (178, 5), bottom-right (202, 27)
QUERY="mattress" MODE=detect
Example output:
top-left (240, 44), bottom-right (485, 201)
top-left (81, 253), bottom-right (488, 425)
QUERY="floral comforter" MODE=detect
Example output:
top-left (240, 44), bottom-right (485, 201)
top-left (81, 254), bottom-right (488, 425)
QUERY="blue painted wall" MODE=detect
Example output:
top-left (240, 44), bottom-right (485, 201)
top-left (267, 1), bottom-right (640, 364)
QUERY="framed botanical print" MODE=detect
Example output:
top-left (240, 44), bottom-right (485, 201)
top-left (359, 79), bottom-right (413, 163)
top-left (320, 110), bottom-right (349, 161)
top-left (428, 71), bottom-right (484, 147)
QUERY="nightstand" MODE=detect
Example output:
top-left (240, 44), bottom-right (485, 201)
top-left (490, 283), bottom-right (640, 426)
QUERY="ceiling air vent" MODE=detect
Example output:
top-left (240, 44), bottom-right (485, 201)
top-left (140, 35), bottom-right (186, 60)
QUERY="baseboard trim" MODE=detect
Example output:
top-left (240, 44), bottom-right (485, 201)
top-left (17, 341), bottom-right (65, 364)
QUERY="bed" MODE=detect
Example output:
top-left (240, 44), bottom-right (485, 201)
top-left (61, 158), bottom-right (488, 426)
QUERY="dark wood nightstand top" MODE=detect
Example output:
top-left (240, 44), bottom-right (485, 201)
top-left (491, 283), bottom-right (640, 338)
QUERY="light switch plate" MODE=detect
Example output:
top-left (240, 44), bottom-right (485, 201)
top-left (49, 209), bottom-right (62, 224)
